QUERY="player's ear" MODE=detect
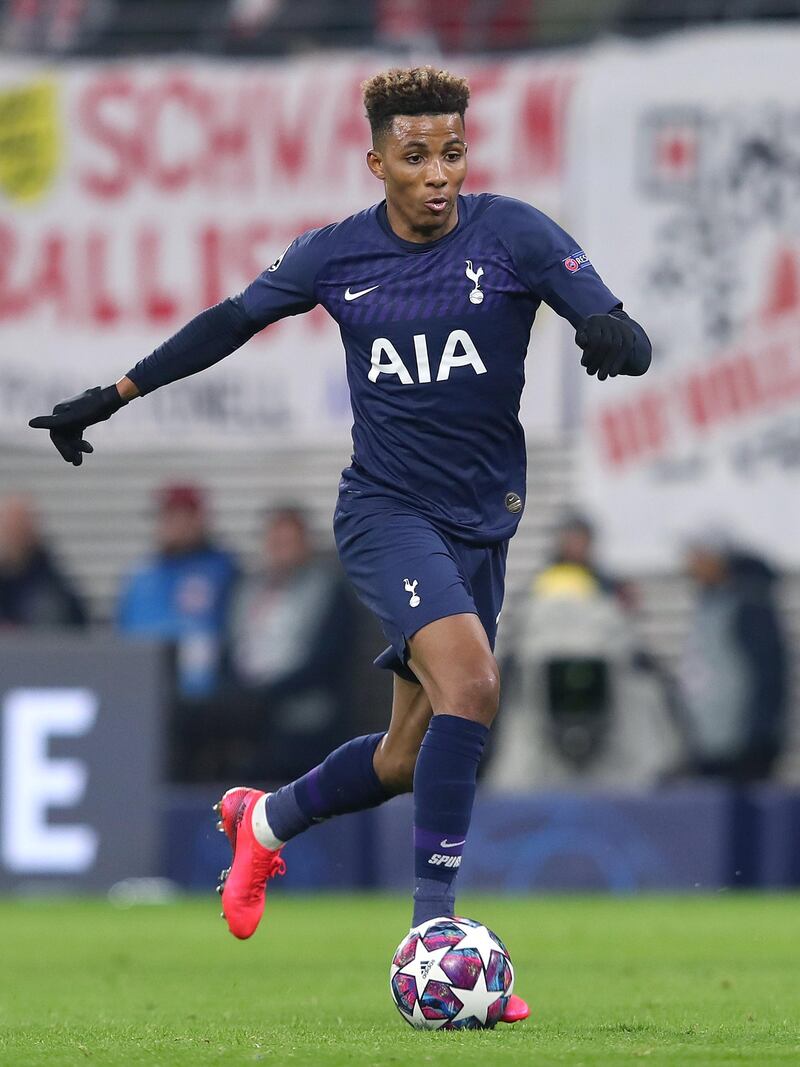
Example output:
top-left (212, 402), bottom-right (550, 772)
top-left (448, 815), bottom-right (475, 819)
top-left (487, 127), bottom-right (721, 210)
top-left (366, 148), bottom-right (385, 181)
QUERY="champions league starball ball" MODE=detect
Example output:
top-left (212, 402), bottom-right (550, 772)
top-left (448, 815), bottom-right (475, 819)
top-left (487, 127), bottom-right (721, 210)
top-left (389, 916), bottom-right (514, 1030)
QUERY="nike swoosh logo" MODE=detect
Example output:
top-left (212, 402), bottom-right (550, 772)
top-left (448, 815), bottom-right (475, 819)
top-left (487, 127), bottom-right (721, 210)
top-left (440, 838), bottom-right (466, 849)
top-left (344, 285), bottom-right (380, 301)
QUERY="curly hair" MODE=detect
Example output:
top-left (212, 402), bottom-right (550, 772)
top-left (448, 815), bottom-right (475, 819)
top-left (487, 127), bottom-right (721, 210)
top-left (362, 66), bottom-right (470, 142)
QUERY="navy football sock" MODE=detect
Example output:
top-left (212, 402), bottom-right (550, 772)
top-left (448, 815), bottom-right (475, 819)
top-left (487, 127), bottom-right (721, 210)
top-left (264, 733), bottom-right (389, 844)
top-left (412, 714), bottom-right (488, 928)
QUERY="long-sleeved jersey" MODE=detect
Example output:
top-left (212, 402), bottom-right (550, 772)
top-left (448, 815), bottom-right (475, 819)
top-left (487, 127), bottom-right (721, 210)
top-left (128, 194), bottom-right (642, 543)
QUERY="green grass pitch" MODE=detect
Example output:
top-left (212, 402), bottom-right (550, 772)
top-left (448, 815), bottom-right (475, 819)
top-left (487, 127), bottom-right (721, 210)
top-left (0, 893), bottom-right (798, 1066)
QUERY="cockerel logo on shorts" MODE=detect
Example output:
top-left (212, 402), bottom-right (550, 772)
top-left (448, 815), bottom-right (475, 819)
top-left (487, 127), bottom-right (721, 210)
top-left (403, 578), bottom-right (421, 607)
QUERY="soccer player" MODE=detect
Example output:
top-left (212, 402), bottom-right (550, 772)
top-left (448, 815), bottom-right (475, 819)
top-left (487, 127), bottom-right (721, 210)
top-left (30, 67), bottom-right (651, 1023)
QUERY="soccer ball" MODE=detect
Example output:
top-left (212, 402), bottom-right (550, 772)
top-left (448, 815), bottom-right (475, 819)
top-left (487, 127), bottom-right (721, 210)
top-left (389, 916), bottom-right (514, 1030)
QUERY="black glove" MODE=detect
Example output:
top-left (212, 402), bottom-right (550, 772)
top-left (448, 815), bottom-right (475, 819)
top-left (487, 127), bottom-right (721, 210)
top-left (575, 312), bottom-right (638, 381)
top-left (29, 385), bottom-right (127, 466)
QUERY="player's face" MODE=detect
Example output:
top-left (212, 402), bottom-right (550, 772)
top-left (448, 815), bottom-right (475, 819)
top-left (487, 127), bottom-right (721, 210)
top-left (367, 113), bottom-right (467, 243)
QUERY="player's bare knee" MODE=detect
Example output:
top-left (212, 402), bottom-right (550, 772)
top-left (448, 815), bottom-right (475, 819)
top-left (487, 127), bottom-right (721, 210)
top-left (437, 660), bottom-right (500, 723)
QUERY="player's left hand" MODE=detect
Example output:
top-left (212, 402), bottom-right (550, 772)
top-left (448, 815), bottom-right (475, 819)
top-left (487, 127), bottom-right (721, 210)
top-left (575, 313), bottom-right (637, 381)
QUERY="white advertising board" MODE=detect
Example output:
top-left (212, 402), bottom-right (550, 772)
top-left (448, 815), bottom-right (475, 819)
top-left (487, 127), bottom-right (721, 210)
top-left (1, 55), bottom-right (578, 446)
top-left (573, 29), bottom-right (800, 568)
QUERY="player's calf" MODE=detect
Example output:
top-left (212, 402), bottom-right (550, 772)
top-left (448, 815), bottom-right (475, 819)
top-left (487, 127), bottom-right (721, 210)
top-left (372, 673), bottom-right (433, 794)
top-left (405, 616), bottom-right (498, 926)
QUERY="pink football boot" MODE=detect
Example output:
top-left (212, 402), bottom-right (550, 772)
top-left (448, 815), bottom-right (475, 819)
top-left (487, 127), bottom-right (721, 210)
top-left (214, 787), bottom-right (286, 940)
top-left (501, 994), bottom-right (531, 1023)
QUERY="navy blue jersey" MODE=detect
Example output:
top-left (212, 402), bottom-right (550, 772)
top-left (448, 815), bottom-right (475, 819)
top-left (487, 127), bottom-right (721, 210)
top-left (129, 194), bottom-right (621, 543)
top-left (239, 194), bottom-right (619, 543)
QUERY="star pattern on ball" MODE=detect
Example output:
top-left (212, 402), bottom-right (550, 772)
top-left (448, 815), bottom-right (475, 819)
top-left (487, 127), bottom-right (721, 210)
top-left (443, 956), bottom-right (493, 1027)
top-left (389, 916), bottom-right (514, 1031)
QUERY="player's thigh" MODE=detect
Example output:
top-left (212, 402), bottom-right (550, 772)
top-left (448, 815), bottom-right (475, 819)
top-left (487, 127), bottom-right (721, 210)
top-left (374, 673), bottom-right (433, 793)
top-left (459, 538), bottom-right (509, 653)
top-left (407, 612), bottom-right (500, 724)
top-left (335, 499), bottom-right (478, 673)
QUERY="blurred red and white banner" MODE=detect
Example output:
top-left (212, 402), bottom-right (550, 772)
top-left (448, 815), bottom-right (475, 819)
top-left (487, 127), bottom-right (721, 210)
top-left (574, 28), bottom-right (800, 569)
top-left (0, 54), bottom-right (577, 446)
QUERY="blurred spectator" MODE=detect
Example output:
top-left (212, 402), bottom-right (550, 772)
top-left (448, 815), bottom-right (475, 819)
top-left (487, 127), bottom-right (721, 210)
top-left (86, 0), bottom-right (224, 54)
top-left (117, 483), bottom-right (238, 699)
top-left (224, 0), bottom-right (375, 53)
top-left (678, 531), bottom-right (788, 782)
top-left (617, 0), bottom-right (800, 38)
top-left (228, 507), bottom-right (345, 688)
top-left (0, 494), bottom-right (88, 628)
top-left (227, 0), bottom-right (283, 38)
top-left (1, 0), bottom-right (108, 54)
top-left (174, 506), bottom-right (357, 782)
top-left (377, 0), bottom-right (537, 52)
top-left (536, 510), bottom-right (636, 609)
top-left (489, 510), bottom-right (679, 788)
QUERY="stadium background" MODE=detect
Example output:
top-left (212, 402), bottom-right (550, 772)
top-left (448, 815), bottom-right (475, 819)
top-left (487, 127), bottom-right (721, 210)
top-left (1, 4), bottom-right (800, 1061)
top-left (3, 0), bottom-right (800, 888)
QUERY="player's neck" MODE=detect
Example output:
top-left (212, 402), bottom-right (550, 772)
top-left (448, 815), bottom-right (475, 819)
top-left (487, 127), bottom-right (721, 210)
top-left (384, 199), bottom-right (460, 244)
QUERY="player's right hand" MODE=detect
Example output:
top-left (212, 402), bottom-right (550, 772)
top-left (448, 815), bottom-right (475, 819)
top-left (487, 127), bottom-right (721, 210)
top-left (29, 385), bottom-right (126, 466)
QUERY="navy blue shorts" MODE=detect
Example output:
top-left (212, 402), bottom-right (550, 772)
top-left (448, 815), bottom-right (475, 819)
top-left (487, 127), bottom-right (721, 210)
top-left (334, 491), bottom-right (508, 682)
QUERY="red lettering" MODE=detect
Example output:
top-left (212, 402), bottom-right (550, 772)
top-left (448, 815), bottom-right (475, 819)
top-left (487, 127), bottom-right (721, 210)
top-left (269, 83), bottom-right (318, 183)
top-left (328, 74), bottom-right (367, 168)
top-left (684, 349), bottom-right (792, 432)
top-left (598, 390), bottom-right (670, 466)
top-left (458, 64), bottom-right (502, 188)
top-left (709, 357), bottom-right (757, 417)
top-left (205, 97), bottom-right (254, 190)
top-left (75, 63), bottom-right (575, 200)
top-left (86, 230), bottom-right (121, 325)
top-left (0, 215), bottom-right (367, 331)
top-left (762, 246), bottom-right (799, 321)
top-left (639, 391), bottom-right (669, 451)
top-left (30, 232), bottom-right (70, 318)
top-left (199, 225), bottom-right (225, 308)
top-left (520, 75), bottom-right (573, 179)
top-left (142, 77), bottom-right (212, 193)
top-left (759, 341), bottom-right (800, 404)
top-left (0, 225), bottom-right (29, 318)
top-left (137, 228), bottom-right (178, 323)
top-left (237, 222), bottom-right (276, 281)
top-left (78, 74), bottom-right (140, 199)
top-left (684, 372), bottom-right (711, 428)
top-left (598, 406), bottom-right (640, 465)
